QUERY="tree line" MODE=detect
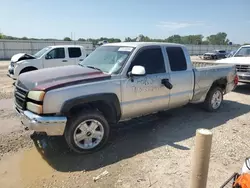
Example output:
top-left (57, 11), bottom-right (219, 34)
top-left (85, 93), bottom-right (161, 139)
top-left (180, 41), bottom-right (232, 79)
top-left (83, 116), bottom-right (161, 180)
top-left (125, 32), bottom-right (231, 45)
top-left (0, 32), bottom-right (243, 45)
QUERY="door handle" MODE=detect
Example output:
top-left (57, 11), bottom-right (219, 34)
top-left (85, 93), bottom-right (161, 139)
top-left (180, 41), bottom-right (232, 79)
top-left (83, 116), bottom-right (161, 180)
top-left (161, 79), bottom-right (173, 90)
top-left (62, 60), bottom-right (68, 62)
top-left (79, 59), bottom-right (84, 61)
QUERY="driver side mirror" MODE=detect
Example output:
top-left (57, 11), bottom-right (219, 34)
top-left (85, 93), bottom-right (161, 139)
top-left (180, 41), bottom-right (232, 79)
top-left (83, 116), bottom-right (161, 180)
top-left (45, 54), bottom-right (52, 59)
top-left (129, 65), bottom-right (146, 77)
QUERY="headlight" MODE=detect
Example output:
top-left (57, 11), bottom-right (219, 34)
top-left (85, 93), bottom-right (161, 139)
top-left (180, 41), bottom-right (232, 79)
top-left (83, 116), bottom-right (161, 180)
top-left (28, 91), bottom-right (45, 101)
top-left (26, 102), bottom-right (43, 114)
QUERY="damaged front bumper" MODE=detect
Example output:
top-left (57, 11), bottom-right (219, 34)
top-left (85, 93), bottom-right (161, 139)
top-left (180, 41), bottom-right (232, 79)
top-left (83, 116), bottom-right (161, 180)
top-left (15, 107), bottom-right (67, 136)
top-left (7, 64), bottom-right (17, 80)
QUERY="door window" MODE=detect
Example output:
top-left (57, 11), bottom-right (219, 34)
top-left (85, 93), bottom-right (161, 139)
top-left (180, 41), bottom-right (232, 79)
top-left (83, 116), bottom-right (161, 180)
top-left (68, 47), bottom-right (82, 58)
top-left (46, 48), bottom-right (65, 59)
top-left (128, 47), bottom-right (166, 74)
top-left (166, 47), bottom-right (187, 71)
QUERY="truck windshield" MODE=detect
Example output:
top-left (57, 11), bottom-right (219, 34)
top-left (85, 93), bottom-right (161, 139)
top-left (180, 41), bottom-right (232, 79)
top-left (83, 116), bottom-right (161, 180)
top-left (33, 47), bottom-right (53, 58)
top-left (79, 46), bottom-right (134, 74)
top-left (234, 47), bottom-right (250, 57)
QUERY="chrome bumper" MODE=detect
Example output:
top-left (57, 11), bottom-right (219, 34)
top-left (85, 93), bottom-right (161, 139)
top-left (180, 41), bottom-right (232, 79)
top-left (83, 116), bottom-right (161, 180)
top-left (15, 107), bottom-right (67, 136)
top-left (238, 74), bottom-right (250, 83)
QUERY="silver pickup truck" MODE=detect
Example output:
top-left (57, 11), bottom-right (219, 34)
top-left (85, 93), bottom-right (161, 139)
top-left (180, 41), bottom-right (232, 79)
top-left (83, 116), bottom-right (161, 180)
top-left (14, 42), bottom-right (238, 153)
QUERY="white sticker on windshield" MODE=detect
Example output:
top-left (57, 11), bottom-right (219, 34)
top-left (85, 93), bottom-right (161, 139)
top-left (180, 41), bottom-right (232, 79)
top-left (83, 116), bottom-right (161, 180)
top-left (118, 47), bottom-right (133, 52)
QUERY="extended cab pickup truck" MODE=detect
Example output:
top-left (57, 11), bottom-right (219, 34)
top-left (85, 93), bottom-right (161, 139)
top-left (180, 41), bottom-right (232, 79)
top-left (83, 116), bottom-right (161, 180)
top-left (8, 45), bottom-right (86, 79)
top-left (14, 42), bottom-right (238, 153)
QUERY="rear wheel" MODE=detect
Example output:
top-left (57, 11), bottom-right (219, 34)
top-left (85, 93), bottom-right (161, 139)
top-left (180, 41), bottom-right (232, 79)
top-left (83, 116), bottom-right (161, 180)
top-left (203, 87), bottom-right (223, 112)
top-left (64, 110), bottom-right (110, 154)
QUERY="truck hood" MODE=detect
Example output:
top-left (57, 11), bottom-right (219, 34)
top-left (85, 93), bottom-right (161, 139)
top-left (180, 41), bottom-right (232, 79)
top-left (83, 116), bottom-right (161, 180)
top-left (11, 53), bottom-right (36, 63)
top-left (16, 65), bottom-right (111, 91)
top-left (216, 57), bottom-right (250, 65)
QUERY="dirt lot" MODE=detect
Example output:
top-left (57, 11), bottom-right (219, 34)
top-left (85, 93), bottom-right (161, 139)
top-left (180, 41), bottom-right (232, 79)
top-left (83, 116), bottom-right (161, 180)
top-left (0, 59), bottom-right (250, 188)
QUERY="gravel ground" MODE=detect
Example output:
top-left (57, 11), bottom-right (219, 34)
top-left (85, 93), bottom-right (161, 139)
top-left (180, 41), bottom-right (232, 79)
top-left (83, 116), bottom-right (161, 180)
top-left (0, 59), bottom-right (250, 188)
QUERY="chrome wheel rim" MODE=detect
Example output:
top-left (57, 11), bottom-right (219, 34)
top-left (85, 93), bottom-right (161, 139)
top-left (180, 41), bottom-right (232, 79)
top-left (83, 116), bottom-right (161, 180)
top-left (211, 90), bottom-right (222, 109)
top-left (73, 119), bottom-right (104, 149)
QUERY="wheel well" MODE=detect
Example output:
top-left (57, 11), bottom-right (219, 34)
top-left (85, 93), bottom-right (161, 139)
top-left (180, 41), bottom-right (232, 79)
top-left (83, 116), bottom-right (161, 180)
top-left (210, 78), bottom-right (227, 92)
top-left (68, 101), bottom-right (118, 124)
top-left (20, 66), bottom-right (37, 74)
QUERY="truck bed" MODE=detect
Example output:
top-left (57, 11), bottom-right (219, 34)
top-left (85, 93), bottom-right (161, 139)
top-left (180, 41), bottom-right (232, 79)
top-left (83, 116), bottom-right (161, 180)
top-left (191, 61), bottom-right (236, 104)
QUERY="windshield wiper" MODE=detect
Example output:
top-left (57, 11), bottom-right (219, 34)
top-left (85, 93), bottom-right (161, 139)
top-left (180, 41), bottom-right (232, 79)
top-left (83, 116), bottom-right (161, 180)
top-left (85, 65), bottom-right (102, 72)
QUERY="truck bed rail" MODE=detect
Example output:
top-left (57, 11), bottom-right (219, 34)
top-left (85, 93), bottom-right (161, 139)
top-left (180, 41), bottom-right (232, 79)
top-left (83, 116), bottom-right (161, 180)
top-left (192, 61), bottom-right (221, 68)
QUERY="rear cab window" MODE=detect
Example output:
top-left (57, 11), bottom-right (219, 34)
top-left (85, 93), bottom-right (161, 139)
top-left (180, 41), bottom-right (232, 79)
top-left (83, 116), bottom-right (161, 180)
top-left (219, 50), bottom-right (226, 53)
top-left (68, 47), bottom-right (82, 58)
top-left (166, 47), bottom-right (187, 71)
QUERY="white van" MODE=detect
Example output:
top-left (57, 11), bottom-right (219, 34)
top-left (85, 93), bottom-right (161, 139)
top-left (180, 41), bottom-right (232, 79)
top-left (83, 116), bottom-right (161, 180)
top-left (8, 45), bottom-right (86, 79)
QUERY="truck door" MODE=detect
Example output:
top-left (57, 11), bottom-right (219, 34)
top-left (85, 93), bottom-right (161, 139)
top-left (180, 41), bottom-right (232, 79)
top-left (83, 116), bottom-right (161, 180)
top-left (121, 46), bottom-right (171, 119)
top-left (165, 46), bottom-right (194, 108)
top-left (67, 47), bottom-right (84, 65)
top-left (43, 47), bottom-right (68, 68)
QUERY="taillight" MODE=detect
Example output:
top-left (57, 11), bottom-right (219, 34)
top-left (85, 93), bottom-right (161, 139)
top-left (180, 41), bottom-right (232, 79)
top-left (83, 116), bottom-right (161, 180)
top-left (234, 75), bottom-right (239, 85)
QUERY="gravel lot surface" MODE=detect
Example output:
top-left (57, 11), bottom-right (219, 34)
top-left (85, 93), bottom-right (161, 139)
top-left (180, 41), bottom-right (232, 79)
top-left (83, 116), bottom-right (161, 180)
top-left (0, 59), bottom-right (249, 188)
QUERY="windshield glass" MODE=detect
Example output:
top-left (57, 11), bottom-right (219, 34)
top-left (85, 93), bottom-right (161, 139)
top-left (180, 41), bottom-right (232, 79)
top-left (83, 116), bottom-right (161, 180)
top-left (234, 47), bottom-right (250, 57)
top-left (33, 47), bottom-right (53, 58)
top-left (79, 46), bottom-right (134, 74)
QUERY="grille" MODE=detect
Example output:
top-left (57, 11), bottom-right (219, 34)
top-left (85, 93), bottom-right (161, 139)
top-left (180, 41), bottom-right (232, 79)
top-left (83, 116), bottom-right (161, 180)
top-left (14, 85), bottom-right (28, 110)
top-left (236, 65), bottom-right (250, 73)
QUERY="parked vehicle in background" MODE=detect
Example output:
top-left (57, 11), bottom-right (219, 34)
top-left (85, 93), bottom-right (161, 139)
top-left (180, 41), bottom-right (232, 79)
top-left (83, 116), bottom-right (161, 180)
top-left (216, 45), bottom-right (250, 83)
top-left (7, 45), bottom-right (87, 79)
top-left (97, 40), bottom-right (108, 45)
top-left (14, 42), bottom-right (238, 153)
top-left (203, 50), bottom-right (228, 60)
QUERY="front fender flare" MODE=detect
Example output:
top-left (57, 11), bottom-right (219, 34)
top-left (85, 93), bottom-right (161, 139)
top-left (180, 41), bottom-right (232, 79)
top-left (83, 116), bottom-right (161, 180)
top-left (60, 93), bottom-right (121, 122)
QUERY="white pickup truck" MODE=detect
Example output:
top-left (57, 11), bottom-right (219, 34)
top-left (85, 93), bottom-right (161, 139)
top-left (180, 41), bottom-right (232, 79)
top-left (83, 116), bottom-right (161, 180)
top-left (216, 45), bottom-right (250, 83)
top-left (7, 45), bottom-right (87, 79)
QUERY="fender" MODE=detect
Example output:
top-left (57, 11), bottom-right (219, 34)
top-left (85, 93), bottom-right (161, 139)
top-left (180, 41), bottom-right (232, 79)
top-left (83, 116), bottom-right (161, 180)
top-left (14, 60), bottom-right (41, 76)
top-left (60, 93), bottom-right (121, 122)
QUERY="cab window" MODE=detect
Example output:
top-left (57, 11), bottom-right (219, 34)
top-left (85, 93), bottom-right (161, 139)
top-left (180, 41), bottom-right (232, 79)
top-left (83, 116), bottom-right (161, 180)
top-left (128, 47), bottom-right (166, 74)
top-left (45, 48), bottom-right (65, 59)
top-left (68, 47), bottom-right (82, 58)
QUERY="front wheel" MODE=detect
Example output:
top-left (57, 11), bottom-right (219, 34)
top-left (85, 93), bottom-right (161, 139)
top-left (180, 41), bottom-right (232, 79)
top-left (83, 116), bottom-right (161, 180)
top-left (203, 87), bottom-right (223, 112)
top-left (64, 111), bottom-right (110, 154)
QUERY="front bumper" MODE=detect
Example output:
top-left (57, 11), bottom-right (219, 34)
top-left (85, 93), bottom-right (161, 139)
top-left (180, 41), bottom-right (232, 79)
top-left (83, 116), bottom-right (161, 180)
top-left (7, 65), bottom-right (17, 80)
top-left (15, 107), bottom-right (67, 136)
top-left (238, 73), bottom-right (250, 83)
top-left (203, 55), bottom-right (213, 59)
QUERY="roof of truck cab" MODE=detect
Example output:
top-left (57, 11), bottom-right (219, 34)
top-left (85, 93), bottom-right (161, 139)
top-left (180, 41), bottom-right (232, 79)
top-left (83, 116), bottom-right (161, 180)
top-left (103, 42), bottom-right (184, 48)
top-left (48, 45), bottom-right (84, 48)
top-left (242, 45), bottom-right (250, 47)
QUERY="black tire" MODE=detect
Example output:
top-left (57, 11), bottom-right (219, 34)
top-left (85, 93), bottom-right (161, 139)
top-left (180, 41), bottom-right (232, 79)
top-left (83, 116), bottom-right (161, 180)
top-left (214, 55), bottom-right (218, 59)
top-left (64, 110), bottom-right (110, 154)
top-left (203, 87), bottom-right (223, 112)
